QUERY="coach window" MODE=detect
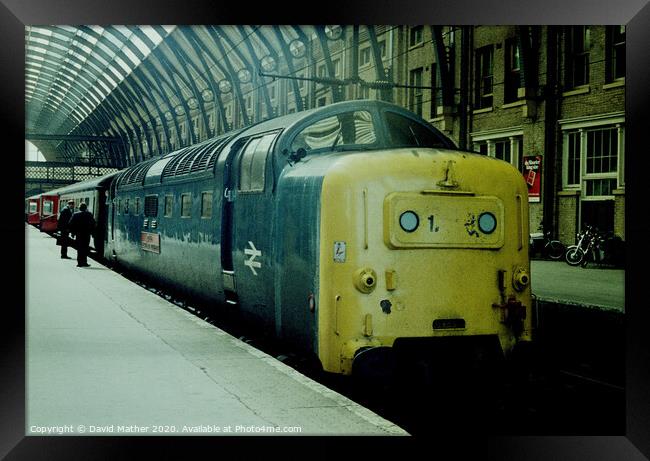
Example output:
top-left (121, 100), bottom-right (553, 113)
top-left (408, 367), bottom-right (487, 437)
top-left (181, 193), bottom-right (192, 217)
top-left (201, 192), bottom-right (213, 218)
top-left (164, 195), bottom-right (173, 217)
top-left (43, 200), bottom-right (53, 215)
top-left (238, 132), bottom-right (277, 192)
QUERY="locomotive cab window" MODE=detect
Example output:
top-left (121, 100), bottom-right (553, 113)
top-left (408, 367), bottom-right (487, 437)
top-left (238, 132), bottom-right (277, 192)
top-left (290, 110), bottom-right (377, 154)
top-left (384, 111), bottom-right (448, 148)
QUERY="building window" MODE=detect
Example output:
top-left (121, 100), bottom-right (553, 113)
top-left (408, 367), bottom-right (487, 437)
top-left (360, 47), bottom-right (371, 66)
top-left (409, 67), bottom-right (423, 117)
top-left (164, 195), bottom-right (173, 217)
top-left (561, 120), bottom-right (623, 196)
top-left (566, 131), bottom-right (581, 186)
top-left (317, 96), bottom-right (327, 107)
top-left (504, 38), bottom-right (522, 103)
top-left (359, 86), bottom-right (370, 99)
top-left (134, 197), bottom-right (140, 215)
top-left (409, 26), bottom-right (424, 47)
top-left (472, 134), bottom-right (523, 170)
top-left (297, 72), bottom-right (306, 90)
top-left (201, 192), bottom-right (213, 218)
top-left (475, 46), bottom-right (493, 109)
top-left (494, 139), bottom-right (512, 163)
top-left (584, 127), bottom-right (618, 198)
top-left (378, 40), bottom-right (387, 58)
top-left (332, 58), bottom-right (341, 77)
top-left (192, 116), bottom-right (200, 138)
top-left (565, 26), bottom-right (590, 89)
top-left (607, 25), bottom-right (625, 81)
top-left (181, 193), bottom-right (191, 217)
top-left (179, 122), bottom-right (187, 141)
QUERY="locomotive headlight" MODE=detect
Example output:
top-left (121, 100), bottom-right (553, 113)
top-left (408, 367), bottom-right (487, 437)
top-left (353, 267), bottom-right (378, 294)
top-left (399, 210), bottom-right (419, 233)
top-left (478, 212), bottom-right (497, 234)
top-left (513, 267), bottom-right (530, 291)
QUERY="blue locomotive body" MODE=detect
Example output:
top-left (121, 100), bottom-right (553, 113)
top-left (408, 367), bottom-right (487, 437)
top-left (94, 99), bottom-right (532, 374)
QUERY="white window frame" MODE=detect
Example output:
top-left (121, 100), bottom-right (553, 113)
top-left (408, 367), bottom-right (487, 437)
top-left (470, 127), bottom-right (524, 170)
top-left (559, 113), bottom-right (625, 200)
top-left (359, 46), bottom-right (371, 67)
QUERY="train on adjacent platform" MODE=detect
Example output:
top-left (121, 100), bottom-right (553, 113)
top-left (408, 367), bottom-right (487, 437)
top-left (33, 100), bottom-right (533, 375)
top-left (25, 191), bottom-right (60, 232)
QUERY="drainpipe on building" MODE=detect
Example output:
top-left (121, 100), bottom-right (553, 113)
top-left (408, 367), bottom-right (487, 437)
top-left (543, 26), bottom-right (560, 239)
top-left (458, 26), bottom-right (470, 150)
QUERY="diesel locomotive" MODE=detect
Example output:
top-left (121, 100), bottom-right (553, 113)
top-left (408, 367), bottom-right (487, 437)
top-left (43, 100), bottom-right (533, 375)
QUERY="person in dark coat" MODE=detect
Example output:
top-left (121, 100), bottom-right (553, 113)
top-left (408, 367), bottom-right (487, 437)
top-left (68, 202), bottom-right (96, 267)
top-left (57, 200), bottom-right (75, 259)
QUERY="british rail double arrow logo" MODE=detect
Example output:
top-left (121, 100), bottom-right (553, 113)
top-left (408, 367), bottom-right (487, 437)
top-left (244, 241), bottom-right (262, 275)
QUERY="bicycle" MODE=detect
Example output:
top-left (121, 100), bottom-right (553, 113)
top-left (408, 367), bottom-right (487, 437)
top-left (529, 226), bottom-right (566, 260)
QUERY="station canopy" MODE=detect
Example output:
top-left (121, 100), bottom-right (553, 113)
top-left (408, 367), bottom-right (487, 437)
top-left (25, 25), bottom-right (393, 168)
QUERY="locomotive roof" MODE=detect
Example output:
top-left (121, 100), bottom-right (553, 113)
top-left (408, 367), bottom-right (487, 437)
top-left (114, 100), bottom-right (453, 189)
top-left (234, 99), bottom-right (421, 137)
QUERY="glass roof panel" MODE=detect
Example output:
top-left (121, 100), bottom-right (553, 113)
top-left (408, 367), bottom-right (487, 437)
top-left (26, 24), bottom-right (174, 141)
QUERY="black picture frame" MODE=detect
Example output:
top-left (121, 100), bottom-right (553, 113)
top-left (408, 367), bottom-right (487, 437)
top-left (5, 0), bottom-right (650, 459)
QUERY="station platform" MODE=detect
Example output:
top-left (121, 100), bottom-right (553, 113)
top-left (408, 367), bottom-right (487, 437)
top-left (25, 225), bottom-right (406, 436)
top-left (530, 259), bottom-right (624, 312)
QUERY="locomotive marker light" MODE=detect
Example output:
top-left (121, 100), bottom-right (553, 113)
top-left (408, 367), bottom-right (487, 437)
top-left (399, 210), bottom-right (419, 233)
top-left (478, 211), bottom-right (497, 234)
top-left (244, 241), bottom-right (262, 275)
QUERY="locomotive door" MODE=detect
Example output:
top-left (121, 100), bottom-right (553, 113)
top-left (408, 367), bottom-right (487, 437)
top-left (221, 131), bottom-right (280, 325)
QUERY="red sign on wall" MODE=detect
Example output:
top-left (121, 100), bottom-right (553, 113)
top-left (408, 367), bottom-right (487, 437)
top-left (523, 155), bottom-right (542, 203)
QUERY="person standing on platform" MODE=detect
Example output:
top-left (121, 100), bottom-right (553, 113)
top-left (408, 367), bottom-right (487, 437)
top-left (68, 202), bottom-right (95, 267)
top-left (57, 199), bottom-right (75, 259)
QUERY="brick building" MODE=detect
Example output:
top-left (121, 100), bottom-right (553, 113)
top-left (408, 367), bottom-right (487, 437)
top-left (385, 25), bottom-right (625, 243)
top-left (132, 25), bottom-right (626, 244)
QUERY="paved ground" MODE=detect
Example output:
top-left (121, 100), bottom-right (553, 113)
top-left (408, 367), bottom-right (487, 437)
top-left (25, 225), bottom-right (406, 436)
top-left (530, 259), bottom-right (624, 312)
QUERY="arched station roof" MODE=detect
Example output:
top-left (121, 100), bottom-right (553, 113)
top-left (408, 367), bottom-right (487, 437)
top-left (25, 25), bottom-right (394, 168)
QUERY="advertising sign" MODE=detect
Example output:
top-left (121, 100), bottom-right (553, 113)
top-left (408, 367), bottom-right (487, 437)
top-left (523, 155), bottom-right (542, 203)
